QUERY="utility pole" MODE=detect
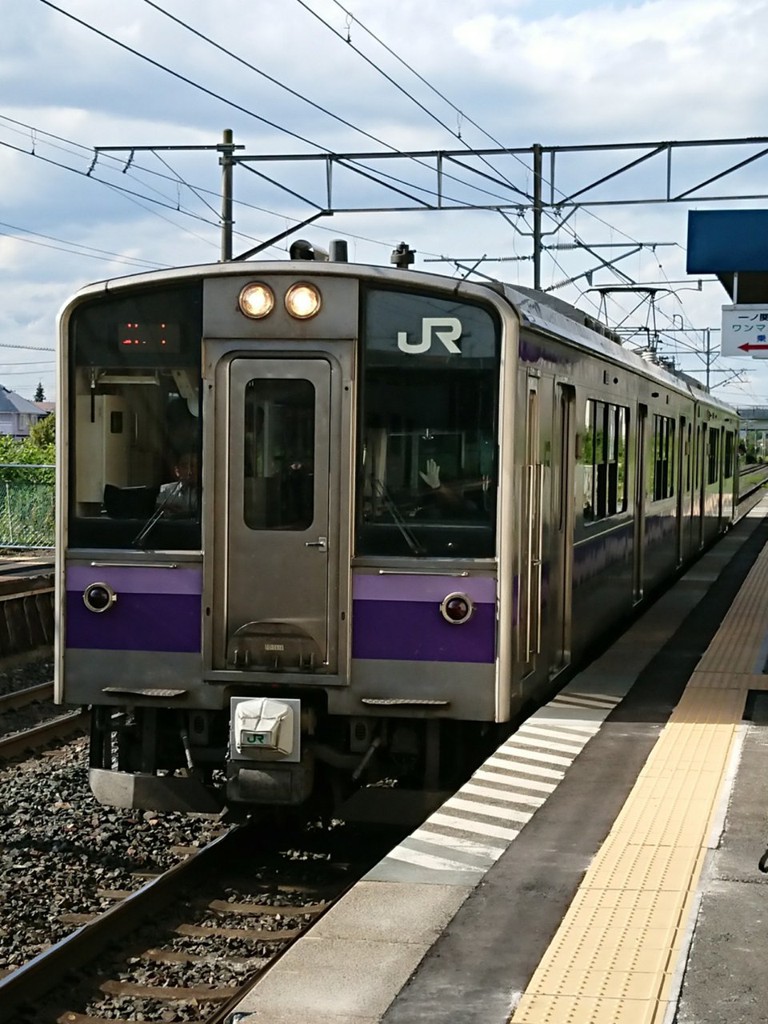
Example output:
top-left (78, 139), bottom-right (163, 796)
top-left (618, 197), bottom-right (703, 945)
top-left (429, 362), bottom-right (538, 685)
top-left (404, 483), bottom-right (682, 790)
top-left (94, 131), bottom-right (244, 263)
top-left (532, 143), bottom-right (543, 290)
top-left (220, 129), bottom-right (236, 262)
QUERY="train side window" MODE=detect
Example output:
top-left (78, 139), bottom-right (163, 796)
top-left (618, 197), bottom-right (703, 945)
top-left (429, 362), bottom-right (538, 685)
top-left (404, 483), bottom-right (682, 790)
top-left (650, 414), bottom-right (675, 501)
top-left (707, 427), bottom-right (720, 484)
top-left (724, 431), bottom-right (735, 478)
top-left (582, 399), bottom-right (628, 521)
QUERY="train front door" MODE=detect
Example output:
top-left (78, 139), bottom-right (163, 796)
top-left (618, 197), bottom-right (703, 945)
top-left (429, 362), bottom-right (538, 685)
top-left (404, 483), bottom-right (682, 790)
top-left (216, 356), bottom-right (339, 674)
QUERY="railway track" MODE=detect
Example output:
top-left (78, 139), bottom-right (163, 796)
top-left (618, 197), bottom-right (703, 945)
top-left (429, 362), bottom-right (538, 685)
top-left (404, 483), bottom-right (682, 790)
top-left (0, 821), bottom-right (395, 1024)
top-left (0, 707), bottom-right (88, 761)
top-left (0, 679), bottom-right (53, 712)
top-left (0, 679), bottom-right (87, 761)
top-left (738, 462), bottom-right (768, 503)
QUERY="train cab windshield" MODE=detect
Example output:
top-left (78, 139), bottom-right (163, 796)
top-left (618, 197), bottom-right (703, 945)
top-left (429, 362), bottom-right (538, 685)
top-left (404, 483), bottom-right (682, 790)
top-left (66, 281), bottom-right (203, 550)
top-left (357, 288), bottom-right (499, 558)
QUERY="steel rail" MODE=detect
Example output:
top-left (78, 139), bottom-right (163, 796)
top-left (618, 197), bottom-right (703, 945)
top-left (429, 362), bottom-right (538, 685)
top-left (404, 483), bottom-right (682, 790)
top-left (0, 827), bottom-right (241, 1020)
top-left (0, 709), bottom-right (88, 760)
top-left (0, 680), bottom-right (53, 713)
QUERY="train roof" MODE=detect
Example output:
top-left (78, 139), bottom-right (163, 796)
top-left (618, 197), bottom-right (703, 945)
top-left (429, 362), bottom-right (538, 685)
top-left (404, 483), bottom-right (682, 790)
top-left (495, 281), bottom-right (734, 414)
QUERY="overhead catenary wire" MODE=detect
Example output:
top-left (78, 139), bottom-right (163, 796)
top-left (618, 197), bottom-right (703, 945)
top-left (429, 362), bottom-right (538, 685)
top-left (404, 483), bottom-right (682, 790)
top-left (0, 116), bottom-right (421, 265)
top-left (291, 0), bottom-right (680, 330)
top-left (37, 0), bottom-right (330, 153)
top-left (0, 221), bottom-right (170, 270)
top-left (26, 1), bottom-right (644, 283)
top-left (135, 1), bottom-right (532, 211)
top-left (32, 3), bottom-right (526, 232)
top-left (21, 0), bottom-right (733, 386)
top-left (315, 0), bottom-right (706, 323)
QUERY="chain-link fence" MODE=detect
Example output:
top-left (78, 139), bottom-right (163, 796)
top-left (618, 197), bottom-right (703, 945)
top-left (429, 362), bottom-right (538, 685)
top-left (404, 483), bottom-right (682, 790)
top-left (0, 463), bottom-right (55, 550)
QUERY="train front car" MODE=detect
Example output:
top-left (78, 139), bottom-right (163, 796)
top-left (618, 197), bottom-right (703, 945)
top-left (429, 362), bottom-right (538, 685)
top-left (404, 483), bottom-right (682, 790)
top-left (55, 259), bottom-right (513, 814)
top-left (55, 254), bottom-right (738, 815)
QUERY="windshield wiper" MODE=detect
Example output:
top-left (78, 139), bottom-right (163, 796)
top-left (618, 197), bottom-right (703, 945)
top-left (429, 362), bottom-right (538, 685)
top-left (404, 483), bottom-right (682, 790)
top-left (372, 480), bottom-right (425, 555)
top-left (132, 489), bottom-right (175, 547)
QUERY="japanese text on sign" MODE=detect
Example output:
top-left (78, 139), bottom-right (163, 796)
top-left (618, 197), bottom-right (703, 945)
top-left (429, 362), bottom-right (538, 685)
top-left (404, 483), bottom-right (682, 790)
top-left (722, 305), bottom-right (768, 357)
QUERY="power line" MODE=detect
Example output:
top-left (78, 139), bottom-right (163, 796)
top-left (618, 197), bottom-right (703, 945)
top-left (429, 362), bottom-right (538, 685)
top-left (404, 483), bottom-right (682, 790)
top-left (19, 4), bottom-right (729, 349)
top-left (0, 364), bottom-right (56, 371)
top-left (294, 0), bottom-right (530, 203)
top-left (38, 0), bottom-right (332, 152)
top-left (320, 2), bottom-right (691, 284)
top-left (0, 136), bottom-right (220, 226)
top-left (32, 4), bottom-right (515, 229)
top-left (0, 221), bottom-right (169, 269)
top-left (133, 3), bottom-right (529, 211)
top-left (327, 0), bottom-right (519, 156)
top-left (140, 0), bottom-right (399, 154)
top-left (290, 1), bottom-right (679, 309)
top-left (0, 341), bottom-right (55, 352)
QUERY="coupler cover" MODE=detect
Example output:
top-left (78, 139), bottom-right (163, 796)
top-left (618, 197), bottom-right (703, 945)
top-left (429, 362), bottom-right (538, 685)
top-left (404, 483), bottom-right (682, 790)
top-left (230, 697), bottom-right (301, 763)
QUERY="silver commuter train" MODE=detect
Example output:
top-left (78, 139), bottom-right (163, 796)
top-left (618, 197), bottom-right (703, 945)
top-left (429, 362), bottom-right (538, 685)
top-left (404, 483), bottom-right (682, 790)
top-left (55, 244), bottom-right (738, 814)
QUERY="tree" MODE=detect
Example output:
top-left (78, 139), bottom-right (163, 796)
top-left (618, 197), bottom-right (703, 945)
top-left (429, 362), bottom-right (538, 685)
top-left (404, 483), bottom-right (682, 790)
top-left (28, 413), bottom-right (55, 450)
top-left (34, 382), bottom-right (45, 403)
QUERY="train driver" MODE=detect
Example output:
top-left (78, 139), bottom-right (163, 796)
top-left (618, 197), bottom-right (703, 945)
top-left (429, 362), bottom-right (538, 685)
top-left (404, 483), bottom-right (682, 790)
top-left (157, 451), bottom-right (199, 517)
top-left (419, 458), bottom-right (491, 517)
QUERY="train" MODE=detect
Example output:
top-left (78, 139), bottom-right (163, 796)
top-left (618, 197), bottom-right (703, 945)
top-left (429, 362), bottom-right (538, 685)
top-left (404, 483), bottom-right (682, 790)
top-left (55, 241), bottom-right (738, 816)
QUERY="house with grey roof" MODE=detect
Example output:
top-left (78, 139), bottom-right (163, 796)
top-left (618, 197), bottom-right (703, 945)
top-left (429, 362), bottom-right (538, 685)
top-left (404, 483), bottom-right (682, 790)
top-left (0, 387), bottom-right (47, 438)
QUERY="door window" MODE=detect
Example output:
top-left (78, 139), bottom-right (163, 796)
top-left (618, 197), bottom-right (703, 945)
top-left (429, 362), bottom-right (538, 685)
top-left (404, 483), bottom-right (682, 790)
top-left (243, 378), bottom-right (315, 531)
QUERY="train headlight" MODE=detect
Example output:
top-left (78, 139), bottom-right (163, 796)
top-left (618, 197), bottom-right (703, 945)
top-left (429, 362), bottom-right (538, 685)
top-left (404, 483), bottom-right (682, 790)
top-left (83, 582), bottom-right (117, 614)
top-left (238, 282), bottom-right (275, 319)
top-left (285, 282), bottom-right (321, 320)
top-left (440, 592), bottom-right (474, 625)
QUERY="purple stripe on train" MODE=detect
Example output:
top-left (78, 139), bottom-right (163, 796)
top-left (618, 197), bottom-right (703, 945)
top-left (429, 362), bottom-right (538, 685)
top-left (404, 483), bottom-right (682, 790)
top-left (66, 592), bottom-right (201, 653)
top-left (65, 565), bottom-right (202, 653)
top-left (352, 574), bottom-right (496, 663)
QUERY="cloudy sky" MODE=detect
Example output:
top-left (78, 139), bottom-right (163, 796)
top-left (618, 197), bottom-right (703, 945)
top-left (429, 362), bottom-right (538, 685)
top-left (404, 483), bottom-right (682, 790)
top-left (3, 0), bottom-right (768, 405)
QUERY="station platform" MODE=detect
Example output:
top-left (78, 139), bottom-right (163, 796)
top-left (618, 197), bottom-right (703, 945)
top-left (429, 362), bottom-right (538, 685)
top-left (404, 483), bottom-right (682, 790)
top-left (230, 501), bottom-right (768, 1024)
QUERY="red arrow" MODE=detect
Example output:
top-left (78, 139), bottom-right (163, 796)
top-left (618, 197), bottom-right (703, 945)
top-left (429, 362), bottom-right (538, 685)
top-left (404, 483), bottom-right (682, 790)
top-left (738, 342), bottom-right (768, 351)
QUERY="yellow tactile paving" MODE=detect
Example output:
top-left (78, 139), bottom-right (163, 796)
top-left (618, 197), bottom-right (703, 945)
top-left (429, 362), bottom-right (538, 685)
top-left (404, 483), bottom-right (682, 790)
top-left (509, 538), bottom-right (768, 1024)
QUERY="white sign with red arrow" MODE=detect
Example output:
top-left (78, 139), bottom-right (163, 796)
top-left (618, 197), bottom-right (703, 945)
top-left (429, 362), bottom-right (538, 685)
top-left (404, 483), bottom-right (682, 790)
top-left (721, 305), bottom-right (768, 357)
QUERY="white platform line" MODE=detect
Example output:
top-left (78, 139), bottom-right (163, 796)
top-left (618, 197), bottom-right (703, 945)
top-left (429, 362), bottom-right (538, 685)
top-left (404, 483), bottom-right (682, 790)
top-left (484, 755), bottom-right (565, 779)
top-left (514, 730), bottom-right (585, 755)
top-left (472, 768), bottom-right (558, 794)
top-left (384, 843), bottom-right (500, 875)
top-left (426, 811), bottom-right (520, 842)
top-left (461, 781), bottom-right (546, 807)
top-left (524, 719), bottom-right (601, 736)
top-left (498, 738), bottom-right (574, 764)
top-left (560, 690), bottom-right (621, 702)
top-left (397, 832), bottom-right (506, 866)
top-left (553, 693), bottom-right (620, 709)
top-left (519, 721), bottom-right (594, 738)
top-left (444, 795), bottom-right (534, 824)
top-left (407, 828), bottom-right (505, 861)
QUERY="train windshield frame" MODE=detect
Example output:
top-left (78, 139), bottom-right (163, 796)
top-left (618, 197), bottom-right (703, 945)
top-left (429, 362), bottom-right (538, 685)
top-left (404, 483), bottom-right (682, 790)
top-left (66, 281), bottom-right (203, 551)
top-left (357, 286), bottom-right (500, 559)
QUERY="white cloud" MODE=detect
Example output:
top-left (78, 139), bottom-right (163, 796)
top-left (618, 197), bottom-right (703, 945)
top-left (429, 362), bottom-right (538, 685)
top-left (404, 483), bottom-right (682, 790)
top-left (451, 1), bottom-right (768, 139)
